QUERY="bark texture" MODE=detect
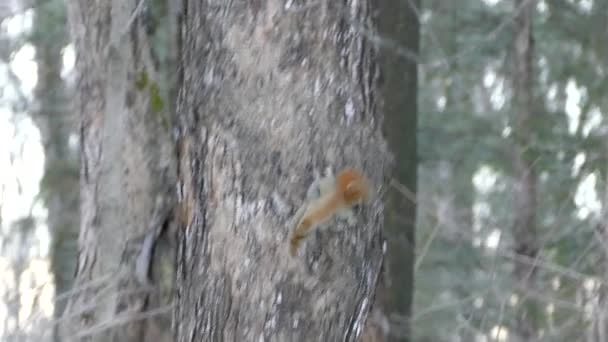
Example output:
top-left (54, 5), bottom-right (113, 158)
top-left (63, 1), bottom-right (176, 341)
top-left (511, 0), bottom-right (539, 340)
top-left (174, 1), bottom-right (389, 341)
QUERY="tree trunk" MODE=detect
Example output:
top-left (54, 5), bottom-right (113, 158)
top-left (374, 0), bottom-right (419, 341)
top-left (30, 1), bottom-right (78, 341)
top-left (593, 159), bottom-right (608, 341)
top-left (590, 3), bottom-right (608, 339)
top-left (62, 1), bottom-right (177, 341)
top-left (511, 0), bottom-right (539, 340)
top-left (174, 1), bottom-right (389, 341)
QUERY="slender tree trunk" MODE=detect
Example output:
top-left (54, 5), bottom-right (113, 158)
top-left (63, 1), bottom-right (177, 341)
top-left (174, 1), bottom-right (389, 340)
top-left (593, 161), bottom-right (608, 341)
top-left (590, 3), bottom-right (608, 339)
top-left (511, 0), bottom-right (539, 340)
top-left (30, 1), bottom-right (78, 341)
top-left (374, 0), bottom-right (419, 341)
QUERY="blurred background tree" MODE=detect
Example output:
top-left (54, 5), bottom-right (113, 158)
top-left (416, 0), bottom-right (607, 341)
top-left (30, 1), bottom-right (78, 341)
top-left (0, 0), bottom-right (76, 341)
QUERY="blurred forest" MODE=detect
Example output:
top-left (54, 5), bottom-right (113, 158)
top-left (0, 0), bottom-right (606, 341)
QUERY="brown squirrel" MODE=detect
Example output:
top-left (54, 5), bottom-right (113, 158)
top-left (289, 168), bottom-right (370, 256)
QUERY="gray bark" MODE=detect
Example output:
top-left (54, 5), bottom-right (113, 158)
top-left (174, 1), bottom-right (389, 341)
top-left (63, 1), bottom-right (177, 341)
top-left (511, 0), bottom-right (539, 340)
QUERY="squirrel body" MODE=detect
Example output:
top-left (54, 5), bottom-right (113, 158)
top-left (289, 168), bottom-right (369, 256)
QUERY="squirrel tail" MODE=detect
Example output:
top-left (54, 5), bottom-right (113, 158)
top-left (289, 218), bottom-right (313, 256)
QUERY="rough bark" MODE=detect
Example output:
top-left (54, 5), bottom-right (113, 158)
top-left (174, 1), bottom-right (389, 341)
top-left (30, 1), bottom-right (78, 340)
top-left (511, 0), bottom-right (539, 340)
top-left (374, 0), bottom-right (419, 341)
top-left (63, 1), bottom-right (176, 341)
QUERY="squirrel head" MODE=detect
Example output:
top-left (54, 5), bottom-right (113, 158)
top-left (336, 168), bottom-right (369, 205)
